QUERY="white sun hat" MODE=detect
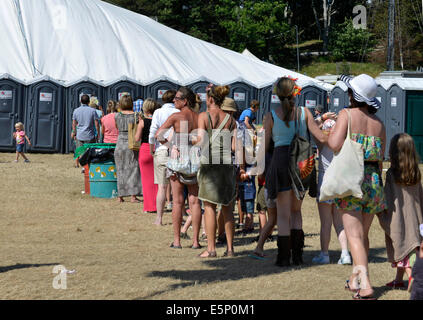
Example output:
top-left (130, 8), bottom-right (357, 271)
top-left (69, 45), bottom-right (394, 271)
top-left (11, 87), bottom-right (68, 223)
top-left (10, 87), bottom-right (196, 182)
top-left (339, 74), bottom-right (381, 109)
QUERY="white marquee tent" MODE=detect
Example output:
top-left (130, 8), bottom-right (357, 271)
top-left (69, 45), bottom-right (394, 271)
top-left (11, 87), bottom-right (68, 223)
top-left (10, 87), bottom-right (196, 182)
top-left (1, 0), bottom-right (333, 90)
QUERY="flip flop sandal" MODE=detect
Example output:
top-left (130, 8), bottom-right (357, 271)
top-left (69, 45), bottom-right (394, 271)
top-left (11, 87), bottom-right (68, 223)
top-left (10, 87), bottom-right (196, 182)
top-left (352, 290), bottom-right (376, 300)
top-left (198, 250), bottom-right (217, 258)
top-left (345, 280), bottom-right (359, 292)
top-left (223, 251), bottom-right (236, 257)
top-left (169, 242), bottom-right (182, 249)
top-left (249, 252), bottom-right (266, 260)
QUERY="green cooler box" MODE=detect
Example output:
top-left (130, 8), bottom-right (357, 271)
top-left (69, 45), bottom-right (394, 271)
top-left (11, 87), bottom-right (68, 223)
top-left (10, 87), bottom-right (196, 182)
top-left (89, 161), bottom-right (118, 198)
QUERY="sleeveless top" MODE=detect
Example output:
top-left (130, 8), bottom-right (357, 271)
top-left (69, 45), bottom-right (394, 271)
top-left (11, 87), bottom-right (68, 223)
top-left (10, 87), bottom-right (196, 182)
top-left (201, 112), bottom-right (235, 165)
top-left (271, 107), bottom-right (307, 147)
top-left (351, 133), bottom-right (383, 161)
top-left (141, 118), bottom-right (152, 144)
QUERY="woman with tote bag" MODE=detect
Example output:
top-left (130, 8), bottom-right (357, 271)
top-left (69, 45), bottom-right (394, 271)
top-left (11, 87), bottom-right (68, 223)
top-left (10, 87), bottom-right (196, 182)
top-left (328, 74), bottom-right (387, 300)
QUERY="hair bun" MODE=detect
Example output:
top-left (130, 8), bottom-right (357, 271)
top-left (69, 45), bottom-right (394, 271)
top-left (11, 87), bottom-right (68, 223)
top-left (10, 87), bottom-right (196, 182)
top-left (214, 85), bottom-right (230, 100)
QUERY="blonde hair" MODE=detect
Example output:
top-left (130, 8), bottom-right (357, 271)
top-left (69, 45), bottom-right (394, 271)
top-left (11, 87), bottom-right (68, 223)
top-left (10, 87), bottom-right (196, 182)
top-left (274, 77), bottom-right (296, 127)
top-left (207, 85), bottom-right (230, 107)
top-left (143, 98), bottom-right (158, 115)
top-left (15, 122), bottom-right (24, 130)
top-left (89, 96), bottom-right (99, 108)
top-left (119, 95), bottom-right (133, 111)
top-left (389, 133), bottom-right (421, 186)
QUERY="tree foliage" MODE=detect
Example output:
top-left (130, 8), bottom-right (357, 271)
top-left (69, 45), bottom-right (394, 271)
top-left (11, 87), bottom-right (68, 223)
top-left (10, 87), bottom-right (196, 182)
top-left (329, 18), bottom-right (377, 62)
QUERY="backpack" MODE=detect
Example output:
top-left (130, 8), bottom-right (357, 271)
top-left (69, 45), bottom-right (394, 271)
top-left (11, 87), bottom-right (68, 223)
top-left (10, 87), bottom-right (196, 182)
top-left (288, 107), bottom-right (317, 200)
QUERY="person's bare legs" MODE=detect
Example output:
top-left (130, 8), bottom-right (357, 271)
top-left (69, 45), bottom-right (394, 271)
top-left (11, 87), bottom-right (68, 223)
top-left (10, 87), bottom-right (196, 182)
top-left (199, 201), bottom-right (217, 257)
top-left (166, 183), bottom-right (172, 209)
top-left (170, 177), bottom-right (184, 247)
top-left (332, 206), bottom-right (349, 253)
top-left (187, 184), bottom-right (201, 248)
top-left (276, 191), bottom-right (292, 236)
top-left (181, 214), bottom-right (192, 234)
top-left (15, 151), bottom-right (20, 162)
top-left (254, 206), bottom-right (276, 256)
top-left (318, 202), bottom-right (333, 253)
top-left (290, 194), bottom-right (303, 230)
top-left (258, 210), bottom-right (267, 230)
top-left (342, 210), bottom-right (374, 297)
top-left (217, 210), bottom-right (225, 239)
top-left (154, 183), bottom-right (167, 225)
top-left (222, 201), bottom-right (235, 254)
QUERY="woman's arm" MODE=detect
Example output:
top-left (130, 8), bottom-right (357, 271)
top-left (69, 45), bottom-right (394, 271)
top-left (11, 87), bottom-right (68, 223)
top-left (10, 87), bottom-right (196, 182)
top-left (327, 109), bottom-right (348, 153)
top-left (134, 117), bottom-right (144, 142)
top-left (263, 112), bottom-right (273, 153)
top-left (305, 108), bottom-right (327, 145)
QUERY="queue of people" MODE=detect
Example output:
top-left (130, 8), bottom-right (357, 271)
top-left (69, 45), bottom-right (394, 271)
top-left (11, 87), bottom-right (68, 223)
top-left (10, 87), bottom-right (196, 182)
top-left (70, 74), bottom-right (423, 300)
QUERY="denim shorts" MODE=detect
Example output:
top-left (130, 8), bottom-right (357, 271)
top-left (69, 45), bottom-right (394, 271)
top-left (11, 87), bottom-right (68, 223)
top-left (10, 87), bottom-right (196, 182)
top-left (16, 144), bottom-right (24, 152)
top-left (241, 199), bottom-right (255, 214)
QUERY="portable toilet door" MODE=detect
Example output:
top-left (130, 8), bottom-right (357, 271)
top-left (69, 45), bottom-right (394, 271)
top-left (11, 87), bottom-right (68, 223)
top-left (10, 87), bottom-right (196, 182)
top-left (406, 91), bottom-right (423, 162)
top-left (188, 81), bottom-right (209, 113)
top-left (328, 85), bottom-right (348, 114)
top-left (26, 80), bottom-right (64, 153)
top-left (144, 81), bottom-right (178, 105)
top-left (386, 83), bottom-right (406, 159)
top-left (297, 85), bottom-right (328, 116)
top-left (229, 82), bottom-right (258, 112)
top-left (375, 85), bottom-right (387, 156)
top-left (258, 85), bottom-right (281, 124)
top-left (0, 78), bottom-right (24, 152)
top-left (106, 80), bottom-right (143, 105)
top-left (66, 81), bottom-right (104, 153)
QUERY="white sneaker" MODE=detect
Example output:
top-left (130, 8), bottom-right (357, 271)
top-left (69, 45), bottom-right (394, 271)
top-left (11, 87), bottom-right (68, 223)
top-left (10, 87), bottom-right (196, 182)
top-left (312, 252), bottom-right (330, 264)
top-left (338, 254), bottom-right (352, 265)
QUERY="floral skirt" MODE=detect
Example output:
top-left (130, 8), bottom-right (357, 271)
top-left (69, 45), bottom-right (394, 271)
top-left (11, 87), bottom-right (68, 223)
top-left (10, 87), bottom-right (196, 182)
top-left (335, 163), bottom-right (386, 214)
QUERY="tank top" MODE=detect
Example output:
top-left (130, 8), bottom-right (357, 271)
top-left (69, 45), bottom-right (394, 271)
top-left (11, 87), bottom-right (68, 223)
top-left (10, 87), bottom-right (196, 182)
top-left (271, 107), bottom-right (307, 147)
top-left (141, 118), bottom-right (152, 144)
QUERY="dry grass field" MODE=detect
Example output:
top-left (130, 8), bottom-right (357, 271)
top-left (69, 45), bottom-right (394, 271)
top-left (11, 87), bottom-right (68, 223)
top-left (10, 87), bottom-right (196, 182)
top-left (0, 152), bottom-right (418, 300)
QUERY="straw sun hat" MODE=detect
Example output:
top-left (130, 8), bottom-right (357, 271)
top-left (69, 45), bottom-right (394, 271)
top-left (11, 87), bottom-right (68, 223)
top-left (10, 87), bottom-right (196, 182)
top-left (339, 74), bottom-right (381, 109)
top-left (221, 97), bottom-right (237, 112)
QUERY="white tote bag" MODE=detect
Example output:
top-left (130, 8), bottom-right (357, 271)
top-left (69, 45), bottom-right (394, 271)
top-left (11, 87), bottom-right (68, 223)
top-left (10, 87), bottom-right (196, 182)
top-left (319, 109), bottom-right (364, 202)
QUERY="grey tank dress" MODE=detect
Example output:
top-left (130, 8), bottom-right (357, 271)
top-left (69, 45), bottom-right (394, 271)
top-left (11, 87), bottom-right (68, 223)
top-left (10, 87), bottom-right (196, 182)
top-left (114, 113), bottom-right (142, 197)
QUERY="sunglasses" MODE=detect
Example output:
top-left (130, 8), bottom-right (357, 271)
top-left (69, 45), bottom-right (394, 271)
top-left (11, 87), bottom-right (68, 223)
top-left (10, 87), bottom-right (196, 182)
top-left (174, 96), bottom-right (185, 101)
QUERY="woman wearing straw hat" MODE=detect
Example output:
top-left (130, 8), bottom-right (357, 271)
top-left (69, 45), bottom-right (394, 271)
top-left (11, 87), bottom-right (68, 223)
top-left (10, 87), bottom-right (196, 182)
top-left (328, 74), bottom-right (387, 300)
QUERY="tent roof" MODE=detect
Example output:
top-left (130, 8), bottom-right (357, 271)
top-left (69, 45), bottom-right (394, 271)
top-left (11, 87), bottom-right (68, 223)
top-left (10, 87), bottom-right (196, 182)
top-left (1, 0), bottom-right (333, 90)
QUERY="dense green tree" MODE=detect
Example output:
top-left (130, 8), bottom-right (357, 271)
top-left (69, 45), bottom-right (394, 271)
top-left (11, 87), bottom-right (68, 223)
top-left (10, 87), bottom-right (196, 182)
top-left (329, 18), bottom-right (377, 62)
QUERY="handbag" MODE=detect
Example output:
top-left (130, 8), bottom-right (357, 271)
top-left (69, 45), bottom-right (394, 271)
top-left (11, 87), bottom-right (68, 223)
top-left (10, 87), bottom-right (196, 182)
top-left (288, 107), bottom-right (316, 200)
top-left (128, 112), bottom-right (141, 151)
top-left (166, 144), bottom-right (201, 176)
top-left (319, 109), bottom-right (364, 202)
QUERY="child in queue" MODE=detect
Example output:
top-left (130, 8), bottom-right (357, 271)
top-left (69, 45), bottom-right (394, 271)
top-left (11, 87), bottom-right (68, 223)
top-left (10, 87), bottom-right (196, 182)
top-left (379, 133), bottom-right (423, 291)
top-left (13, 122), bottom-right (31, 163)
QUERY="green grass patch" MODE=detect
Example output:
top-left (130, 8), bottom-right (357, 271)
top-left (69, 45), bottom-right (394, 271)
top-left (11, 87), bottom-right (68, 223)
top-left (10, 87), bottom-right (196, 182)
top-left (301, 61), bottom-right (386, 78)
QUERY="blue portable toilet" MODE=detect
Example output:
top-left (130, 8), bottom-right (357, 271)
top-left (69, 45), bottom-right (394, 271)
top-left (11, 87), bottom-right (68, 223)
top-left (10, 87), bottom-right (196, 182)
top-left (188, 81), bottom-right (209, 113)
top-left (65, 78), bottom-right (105, 153)
top-left (385, 82), bottom-right (406, 159)
top-left (374, 83), bottom-right (388, 152)
top-left (105, 77), bottom-right (143, 104)
top-left (257, 85), bottom-right (281, 124)
top-left (229, 81), bottom-right (258, 112)
top-left (0, 74), bottom-right (25, 152)
top-left (25, 77), bottom-right (65, 153)
top-left (328, 82), bottom-right (348, 114)
top-left (144, 79), bottom-right (178, 104)
top-left (297, 84), bottom-right (329, 116)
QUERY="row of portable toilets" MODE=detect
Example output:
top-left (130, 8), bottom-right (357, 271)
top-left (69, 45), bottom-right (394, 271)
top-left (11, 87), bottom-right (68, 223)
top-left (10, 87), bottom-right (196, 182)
top-left (1, 75), bottom-right (422, 160)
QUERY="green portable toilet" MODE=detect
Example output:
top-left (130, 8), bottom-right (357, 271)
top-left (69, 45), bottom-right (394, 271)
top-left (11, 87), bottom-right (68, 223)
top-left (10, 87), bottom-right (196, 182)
top-left (406, 90), bottom-right (423, 162)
